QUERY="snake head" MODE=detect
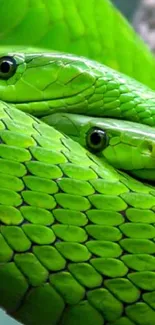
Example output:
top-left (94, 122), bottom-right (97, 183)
top-left (42, 112), bottom-right (155, 181)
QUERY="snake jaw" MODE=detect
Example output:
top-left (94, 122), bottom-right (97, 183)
top-left (1, 52), bottom-right (155, 128)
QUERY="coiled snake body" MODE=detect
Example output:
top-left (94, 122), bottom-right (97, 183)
top-left (1, 1), bottom-right (155, 325)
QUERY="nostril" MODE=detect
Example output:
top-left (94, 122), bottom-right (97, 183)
top-left (148, 144), bottom-right (153, 152)
top-left (140, 141), bottom-right (155, 157)
top-left (149, 143), bottom-right (155, 157)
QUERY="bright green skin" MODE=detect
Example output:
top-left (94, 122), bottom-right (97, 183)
top-left (1, 51), bottom-right (155, 128)
top-left (1, 1), bottom-right (155, 325)
top-left (42, 112), bottom-right (155, 181)
top-left (1, 51), bottom-right (155, 180)
top-left (1, 0), bottom-right (155, 89)
top-left (2, 100), bottom-right (155, 325)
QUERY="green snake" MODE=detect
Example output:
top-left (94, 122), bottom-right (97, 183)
top-left (2, 1), bottom-right (155, 325)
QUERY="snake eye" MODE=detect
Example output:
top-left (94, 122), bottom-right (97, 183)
top-left (0, 56), bottom-right (17, 80)
top-left (86, 128), bottom-right (109, 152)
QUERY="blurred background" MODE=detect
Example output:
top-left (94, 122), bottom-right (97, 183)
top-left (0, 0), bottom-right (152, 324)
top-left (113, 0), bottom-right (139, 20)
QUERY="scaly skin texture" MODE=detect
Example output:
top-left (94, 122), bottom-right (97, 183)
top-left (2, 101), bottom-right (155, 325)
top-left (2, 51), bottom-right (155, 181)
top-left (0, 0), bottom-right (155, 89)
top-left (1, 0), bottom-right (155, 325)
top-left (42, 112), bottom-right (155, 181)
top-left (1, 52), bottom-right (155, 126)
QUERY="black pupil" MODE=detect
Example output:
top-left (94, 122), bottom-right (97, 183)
top-left (90, 131), bottom-right (102, 146)
top-left (0, 61), bottom-right (11, 74)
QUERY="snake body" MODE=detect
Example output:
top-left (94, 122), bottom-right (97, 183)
top-left (1, 1), bottom-right (155, 325)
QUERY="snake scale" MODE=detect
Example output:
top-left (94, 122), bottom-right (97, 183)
top-left (1, 1), bottom-right (155, 325)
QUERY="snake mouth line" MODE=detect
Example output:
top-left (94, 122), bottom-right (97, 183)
top-left (8, 98), bottom-right (144, 122)
top-left (11, 99), bottom-right (155, 138)
top-left (4, 98), bottom-right (68, 118)
top-left (5, 95), bottom-right (75, 105)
